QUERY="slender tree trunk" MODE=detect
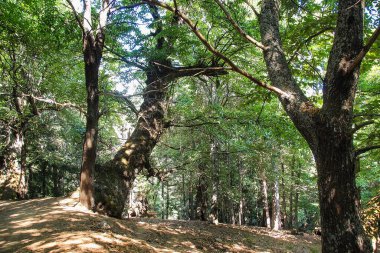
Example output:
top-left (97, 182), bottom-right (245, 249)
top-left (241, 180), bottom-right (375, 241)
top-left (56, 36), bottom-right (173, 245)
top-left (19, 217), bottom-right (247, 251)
top-left (17, 129), bottom-right (27, 199)
top-left (165, 181), bottom-right (169, 219)
top-left (281, 162), bottom-right (286, 229)
top-left (195, 163), bottom-right (208, 221)
top-left (294, 170), bottom-right (299, 228)
top-left (261, 172), bottom-right (271, 228)
top-left (289, 156), bottom-right (295, 228)
top-left (238, 158), bottom-right (243, 226)
top-left (161, 181), bottom-right (165, 219)
top-left (209, 140), bottom-right (219, 224)
top-left (272, 159), bottom-right (281, 230)
top-left (189, 180), bottom-right (195, 220)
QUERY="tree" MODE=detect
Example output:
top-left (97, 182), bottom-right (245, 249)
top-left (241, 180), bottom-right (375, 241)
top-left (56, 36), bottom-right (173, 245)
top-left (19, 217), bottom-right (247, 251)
top-left (66, 0), bottom-right (114, 210)
top-left (143, 0), bottom-right (380, 251)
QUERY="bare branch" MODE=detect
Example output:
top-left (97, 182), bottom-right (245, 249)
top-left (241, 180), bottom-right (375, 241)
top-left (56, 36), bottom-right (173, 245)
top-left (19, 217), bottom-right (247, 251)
top-left (344, 24), bottom-right (380, 75)
top-left (110, 2), bottom-right (145, 13)
top-left (352, 120), bottom-right (375, 133)
top-left (65, 0), bottom-right (85, 33)
top-left (242, 0), bottom-right (260, 17)
top-left (354, 113), bottom-right (380, 118)
top-left (104, 45), bottom-right (146, 70)
top-left (101, 91), bottom-right (139, 116)
top-left (142, 0), bottom-right (289, 98)
top-left (288, 26), bottom-right (334, 64)
top-left (213, 0), bottom-right (267, 50)
top-left (355, 145), bottom-right (380, 157)
top-left (25, 94), bottom-right (85, 114)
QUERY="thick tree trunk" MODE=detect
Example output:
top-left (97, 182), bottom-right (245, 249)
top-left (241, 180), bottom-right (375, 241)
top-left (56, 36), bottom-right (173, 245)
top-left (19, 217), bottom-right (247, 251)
top-left (78, 0), bottom-right (111, 211)
top-left (259, 0), bottom-right (372, 251)
top-left (79, 39), bottom-right (100, 210)
top-left (314, 130), bottom-right (371, 252)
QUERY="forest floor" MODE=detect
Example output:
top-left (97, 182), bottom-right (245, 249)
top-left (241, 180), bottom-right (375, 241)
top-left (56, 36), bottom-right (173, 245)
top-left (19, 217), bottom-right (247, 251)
top-left (0, 191), bottom-right (321, 253)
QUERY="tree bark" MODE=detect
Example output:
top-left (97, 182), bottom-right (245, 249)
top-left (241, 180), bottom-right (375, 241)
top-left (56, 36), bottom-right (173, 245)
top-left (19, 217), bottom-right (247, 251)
top-left (78, 0), bottom-right (112, 210)
top-left (259, 0), bottom-right (372, 251)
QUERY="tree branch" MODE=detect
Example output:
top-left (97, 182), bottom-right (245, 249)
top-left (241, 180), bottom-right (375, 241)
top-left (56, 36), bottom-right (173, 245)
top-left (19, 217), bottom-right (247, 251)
top-left (288, 26), bottom-right (334, 64)
top-left (352, 120), bottom-right (374, 133)
top-left (142, 0), bottom-right (289, 98)
top-left (101, 91), bottom-right (139, 116)
top-left (104, 45), bottom-right (146, 70)
top-left (344, 24), bottom-right (380, 75)
top-left (242, 0), bottom-right (260, 17)
top-left (65, 0), bottom-right (85, 33)
top-left (24, 94), bottom-right (85, 114)
top-left (355, 145), bottom-right (380, 157)
top-left (213, 0), bottom-right (267, 50)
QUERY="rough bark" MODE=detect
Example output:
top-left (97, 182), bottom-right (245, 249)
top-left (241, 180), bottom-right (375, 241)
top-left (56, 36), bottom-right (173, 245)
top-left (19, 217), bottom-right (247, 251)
top-left (259, 0), bottom-right (372, 251)
top-left (78, 0), bottom-right (112, 210)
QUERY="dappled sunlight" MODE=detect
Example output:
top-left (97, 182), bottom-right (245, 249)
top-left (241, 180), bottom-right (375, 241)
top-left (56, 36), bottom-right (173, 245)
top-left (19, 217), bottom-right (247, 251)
top-left (0, 195), bottom-right (321, 252)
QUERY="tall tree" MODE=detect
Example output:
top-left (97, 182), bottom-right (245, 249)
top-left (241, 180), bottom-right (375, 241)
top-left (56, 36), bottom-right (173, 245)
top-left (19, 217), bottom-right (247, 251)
top-left (143, 0), bottom-right (380, 251)
top-left (67, 0), bottom-right (113, 210)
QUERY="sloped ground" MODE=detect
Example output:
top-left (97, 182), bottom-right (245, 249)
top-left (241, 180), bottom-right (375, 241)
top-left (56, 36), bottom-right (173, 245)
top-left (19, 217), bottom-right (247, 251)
top-left (0, 193), bottom-right (321, 253)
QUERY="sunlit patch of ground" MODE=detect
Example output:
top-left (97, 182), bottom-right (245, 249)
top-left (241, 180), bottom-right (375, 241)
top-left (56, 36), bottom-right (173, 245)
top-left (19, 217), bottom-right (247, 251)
top-left (0, 193), bottom-right (321, 253)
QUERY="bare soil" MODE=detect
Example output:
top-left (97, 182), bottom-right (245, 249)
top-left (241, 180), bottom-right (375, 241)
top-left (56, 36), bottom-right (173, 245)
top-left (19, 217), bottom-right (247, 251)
top-left (0, 192), bottom-right (321, 253)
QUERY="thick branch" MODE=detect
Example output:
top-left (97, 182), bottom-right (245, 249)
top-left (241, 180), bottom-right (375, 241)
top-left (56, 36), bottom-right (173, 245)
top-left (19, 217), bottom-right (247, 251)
top-left (355, 145), bottom-right (380, 157)
top-left (344, 24), bottom-right (380, 75)
top-left (214, 0), bottom-right (267, 50)
top-left (142, 0), bottom-right (289, 98)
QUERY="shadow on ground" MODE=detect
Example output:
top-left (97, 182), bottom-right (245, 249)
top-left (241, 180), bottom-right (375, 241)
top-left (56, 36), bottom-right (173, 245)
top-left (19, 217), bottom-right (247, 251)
top-left (0, 194), bottom-right (321, 253)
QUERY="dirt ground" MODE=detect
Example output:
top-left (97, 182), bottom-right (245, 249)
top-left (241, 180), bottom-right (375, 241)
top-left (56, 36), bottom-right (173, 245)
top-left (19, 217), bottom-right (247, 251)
top-left (0, 192), bottom-right (321, 253)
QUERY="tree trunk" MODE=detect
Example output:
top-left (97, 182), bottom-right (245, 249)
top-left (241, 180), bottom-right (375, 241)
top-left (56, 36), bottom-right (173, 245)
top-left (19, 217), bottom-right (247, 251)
top-left (161, 181), bottom-right (165, 219)
top-left (165, 181), bottom-right (169, 219)
top-left (259, 0), bottom-right (372, 250)
top-left (272, 159), bottom-right (280, 230)
top-left (289, 156), bottom-right (295, 228)
top-left (79, 39), bottom-right (100, 210)
top-left (195, 163), bottom-right (208, 221)
top-left (314, 132), bottom-right (371, 252)
top-left (209, 140), bottom-right (219, 225)
top-left (78, 0), bottom-right (111, 210)
top-left (261, 172), bottom-right (271, 228)
top-left (294, 170), bottom-right (299, 228)
top-left (238, 158), bottom-right (243, 226)
top-left (281, 162), bottom-right (286, 229)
